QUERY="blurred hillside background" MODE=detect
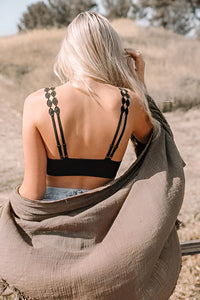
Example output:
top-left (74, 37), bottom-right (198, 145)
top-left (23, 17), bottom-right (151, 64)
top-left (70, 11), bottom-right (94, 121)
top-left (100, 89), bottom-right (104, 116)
top-left (0, 0), bottom-right (200, 299)
top-left (17, 0), bottom-right (200, 38)
top-left (0, 0), bottom-right (199, 111)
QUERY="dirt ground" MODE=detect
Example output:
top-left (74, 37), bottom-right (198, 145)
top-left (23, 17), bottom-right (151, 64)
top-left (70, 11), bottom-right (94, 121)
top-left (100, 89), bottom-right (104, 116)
top-left (165, 109), bottom-right (200, 299)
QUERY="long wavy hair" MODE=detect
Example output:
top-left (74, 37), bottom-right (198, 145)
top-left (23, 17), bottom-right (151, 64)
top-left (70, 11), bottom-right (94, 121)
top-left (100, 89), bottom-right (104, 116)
top-left (54, 11), bottom-right (159, 130)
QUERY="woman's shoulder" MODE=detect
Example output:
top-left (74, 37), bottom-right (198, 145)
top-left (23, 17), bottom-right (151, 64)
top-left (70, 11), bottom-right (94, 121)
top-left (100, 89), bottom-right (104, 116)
top-left (22, 88), bottom-right (51, 125)
top-left (24, 88), bottom-right (46, 107)
top-left (127, 89), bottom-right (148, 113)
top-left (23, 86), bottom-right (61, 111)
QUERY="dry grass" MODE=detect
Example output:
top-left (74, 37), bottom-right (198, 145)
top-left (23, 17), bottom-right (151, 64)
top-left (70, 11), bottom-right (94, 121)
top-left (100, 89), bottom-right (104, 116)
top-left (0, 28), bottom-right (63, 112)
top-left (112, 19), bottom-right (200, 111)
top-left (0, 19), bottom-right (199, 299)
top-left (0, 19), bottom-right (199, 113)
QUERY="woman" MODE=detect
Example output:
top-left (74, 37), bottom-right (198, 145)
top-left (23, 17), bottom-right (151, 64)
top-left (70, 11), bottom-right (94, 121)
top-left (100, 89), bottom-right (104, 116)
top-left (19, 11), bottom-right (155, 201)
top-left (0, 12), bottom-right (185, 300)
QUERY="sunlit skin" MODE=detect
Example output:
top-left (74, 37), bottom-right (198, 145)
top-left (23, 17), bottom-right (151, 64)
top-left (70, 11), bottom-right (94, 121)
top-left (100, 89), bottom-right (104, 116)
top-left (19, 49), bottom-right (153, 200)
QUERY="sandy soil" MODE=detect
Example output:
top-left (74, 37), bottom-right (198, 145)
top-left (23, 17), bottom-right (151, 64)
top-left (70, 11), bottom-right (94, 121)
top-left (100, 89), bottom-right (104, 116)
top-left (0, 98), bottom-right (24, 195)
top-left (165, 109), bottom-right (200, 299)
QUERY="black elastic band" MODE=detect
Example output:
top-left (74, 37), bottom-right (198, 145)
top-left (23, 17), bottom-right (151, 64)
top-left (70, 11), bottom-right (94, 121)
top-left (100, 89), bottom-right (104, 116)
top-left (110, 109), bottom-right (129, 158)
top-left (55, 108), bottom-right (68, 158)
top-left (50, 112), bottom-right (64, 159)
top-left (106, 109), bottom-right (124, 158)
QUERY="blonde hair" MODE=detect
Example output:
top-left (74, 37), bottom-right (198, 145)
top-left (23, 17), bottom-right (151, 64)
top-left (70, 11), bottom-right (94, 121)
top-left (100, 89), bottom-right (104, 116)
top-left (54, 11), bottom-right (159, 131)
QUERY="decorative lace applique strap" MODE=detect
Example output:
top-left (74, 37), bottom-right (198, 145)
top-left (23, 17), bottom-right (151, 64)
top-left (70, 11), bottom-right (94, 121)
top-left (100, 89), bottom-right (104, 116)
top-left (44, 87), bottom-right (68, 159)
top-left (106, 88), bottom-right (130, 159)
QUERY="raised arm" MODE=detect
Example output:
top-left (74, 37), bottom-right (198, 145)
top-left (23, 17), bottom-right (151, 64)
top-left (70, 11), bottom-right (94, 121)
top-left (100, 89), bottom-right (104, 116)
top-left (125, 48), bottom-right (153, 144)
top-left (131, 94), bottom-right (153, 145)
top-left (19, 94), bottom-right (47, 200)
top-left (125, 48), bottom-right (146, 90)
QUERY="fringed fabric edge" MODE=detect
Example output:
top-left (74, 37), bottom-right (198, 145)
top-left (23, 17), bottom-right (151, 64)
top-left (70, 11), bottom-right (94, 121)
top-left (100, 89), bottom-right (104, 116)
top-left (0, 279), bottom-right (35, 300)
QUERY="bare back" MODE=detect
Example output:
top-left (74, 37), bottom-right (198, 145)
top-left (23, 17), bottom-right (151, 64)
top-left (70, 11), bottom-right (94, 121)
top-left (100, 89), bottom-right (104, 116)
top-left (19, 80), bottom-right (153, 200)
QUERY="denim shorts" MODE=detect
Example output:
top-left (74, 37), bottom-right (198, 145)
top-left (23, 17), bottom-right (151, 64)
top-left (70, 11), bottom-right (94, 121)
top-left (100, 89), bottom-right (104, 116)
top-left (42, 186), bottom-right (89, 201)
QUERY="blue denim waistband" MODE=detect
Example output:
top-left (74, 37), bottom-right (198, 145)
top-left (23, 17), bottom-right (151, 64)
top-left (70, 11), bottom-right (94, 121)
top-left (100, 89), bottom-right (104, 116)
top-left (42, 186), bottom-right (89, 201)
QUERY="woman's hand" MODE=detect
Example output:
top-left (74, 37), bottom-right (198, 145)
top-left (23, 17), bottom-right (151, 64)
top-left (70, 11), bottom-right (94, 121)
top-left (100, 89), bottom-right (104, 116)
top-left (125, 48), bottom-right (146, 88)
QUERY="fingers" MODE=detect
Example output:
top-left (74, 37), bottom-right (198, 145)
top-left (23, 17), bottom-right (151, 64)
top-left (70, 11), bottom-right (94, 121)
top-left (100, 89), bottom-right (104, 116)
top-left (125, 48), bottom-right (140, 56)
top-left (125, 48), bottom-right (144, 63)
top-left (124, 48), bottom-right (146, 88)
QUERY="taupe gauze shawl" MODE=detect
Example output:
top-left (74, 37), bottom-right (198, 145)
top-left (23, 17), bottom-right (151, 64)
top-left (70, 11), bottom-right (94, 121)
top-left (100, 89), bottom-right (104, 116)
top-left (0, 96), bottom-right (185, 300)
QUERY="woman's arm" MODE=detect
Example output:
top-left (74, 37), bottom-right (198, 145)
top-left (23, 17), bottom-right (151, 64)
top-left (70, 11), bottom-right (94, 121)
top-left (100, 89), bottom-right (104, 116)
top-left (19, 94), bottom-right (47, 200)
top-left (131, 95), bottom-right (153, 144)
top-left (125, 48), bottom-right (153, 143)
top-left (125, 48), bottom-right (146, 89)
